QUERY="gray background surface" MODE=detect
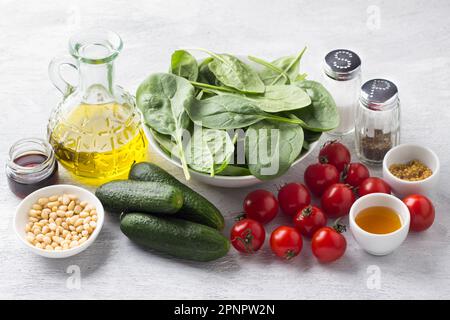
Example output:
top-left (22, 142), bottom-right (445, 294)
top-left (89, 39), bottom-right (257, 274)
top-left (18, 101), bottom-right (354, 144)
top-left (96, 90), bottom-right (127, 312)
top-left (1, 0), bottom-right (449, 299)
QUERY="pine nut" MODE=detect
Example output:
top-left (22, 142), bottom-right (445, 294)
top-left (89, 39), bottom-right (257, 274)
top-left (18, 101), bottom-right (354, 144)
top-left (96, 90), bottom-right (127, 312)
top-left (38, 198), bottom-right (49, 206)
top-left (62, 195), bottom-right (70, 205)
top-left (25, 194), bottom-right (96, 251)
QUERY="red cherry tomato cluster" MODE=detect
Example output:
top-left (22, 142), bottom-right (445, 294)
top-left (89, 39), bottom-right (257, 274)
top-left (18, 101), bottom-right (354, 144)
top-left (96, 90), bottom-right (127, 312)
top-left (230, 184), bottom-right (347, 263)
top-left (230, 141), bottom-right (436, 265)
top-left (305, 141), bottom-right (394, 219)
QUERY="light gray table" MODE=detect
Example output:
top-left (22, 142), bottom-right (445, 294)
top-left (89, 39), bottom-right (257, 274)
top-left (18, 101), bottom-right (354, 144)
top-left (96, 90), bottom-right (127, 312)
top-left (1, 0), bottom-right (449, 300)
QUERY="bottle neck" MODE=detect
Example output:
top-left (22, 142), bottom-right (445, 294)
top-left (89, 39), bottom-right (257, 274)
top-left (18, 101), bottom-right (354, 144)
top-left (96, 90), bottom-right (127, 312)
top-left (78, 61), bottom-right (115, 104)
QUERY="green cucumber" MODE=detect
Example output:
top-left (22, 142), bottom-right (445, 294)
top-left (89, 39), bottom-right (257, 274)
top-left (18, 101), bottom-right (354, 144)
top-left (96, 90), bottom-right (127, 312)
top-left (129, 162), bottom-right (225, 230)
top-left (120, 213), bottom-right (230, 262)
top-left (95, 180), bottom-right (183, 214)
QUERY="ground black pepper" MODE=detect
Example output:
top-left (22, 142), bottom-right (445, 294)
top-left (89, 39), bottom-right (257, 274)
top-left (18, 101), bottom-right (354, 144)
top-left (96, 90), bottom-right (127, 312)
top-left (360, 129), bottom-right (392, 162)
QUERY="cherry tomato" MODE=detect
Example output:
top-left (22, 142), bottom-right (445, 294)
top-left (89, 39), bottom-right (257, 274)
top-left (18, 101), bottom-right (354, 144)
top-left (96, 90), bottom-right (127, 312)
top-left (270, 226), bottom-right (303, 260)
top-left (358, 177), bottom-right (391, 197)
top-left (230, 218), bottom-right (266, 253)
top-left (244, 189), bottom-right (279, 224)
top-left (293, 205), bottom-right (327, 238)
top-left (278, 183), bottom-right (311, 216)
top-left (318, 141), bottom-right (351, 172)
top-left (342, 163), bottom-right (370, 187)
top-left (304, 163), bottom-right (340, 197)
top-left (321, 183), bottom-right (356, 218)
top-left (403, 194), bottom-right (435, 232)
top-left (311, 225), bottom-right (347, 263)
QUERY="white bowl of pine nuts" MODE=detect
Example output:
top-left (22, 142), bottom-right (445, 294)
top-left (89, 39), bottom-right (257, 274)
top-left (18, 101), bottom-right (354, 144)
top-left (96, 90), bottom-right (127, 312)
top-left (14, 184), bottom-right (104, 258)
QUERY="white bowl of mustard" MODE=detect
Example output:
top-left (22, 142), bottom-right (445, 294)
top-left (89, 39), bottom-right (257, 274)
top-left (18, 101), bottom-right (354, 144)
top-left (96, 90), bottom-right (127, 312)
top-left (349, 193), bottom-right (410, 256)
top-left (382, 144), bottom-right (440, 198)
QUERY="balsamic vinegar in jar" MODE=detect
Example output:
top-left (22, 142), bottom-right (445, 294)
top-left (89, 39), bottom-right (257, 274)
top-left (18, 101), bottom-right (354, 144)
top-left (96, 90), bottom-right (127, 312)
top-left (6, 138), bottom-right (58, 198)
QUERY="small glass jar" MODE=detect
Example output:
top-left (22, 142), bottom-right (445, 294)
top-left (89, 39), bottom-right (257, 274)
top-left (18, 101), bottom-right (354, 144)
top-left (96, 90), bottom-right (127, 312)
top-left (322, 49), bottom-right (362, 136)
top-left (6, 138), bottom-right (58, 198)
top-left (355, 79), bottom-right (400, 165)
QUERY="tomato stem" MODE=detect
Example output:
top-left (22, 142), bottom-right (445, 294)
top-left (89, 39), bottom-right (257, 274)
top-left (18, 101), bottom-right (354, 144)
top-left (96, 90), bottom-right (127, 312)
top-left (234, 213), bottom-right (247, 221)
top-left (341, 164), bottom-right (349, 180)
top-left (284, 249), bottom-right (297, 260)
top-left (318, 155), bottom-right (328, 164)
top-left (333, 218), bottom-right (347, 233)
top-left (235, 228), bottom-right (255, 254)
top-left (301, 205), bottom-right (313, 217)
top-left (321, 140), bottom-right (338, 149)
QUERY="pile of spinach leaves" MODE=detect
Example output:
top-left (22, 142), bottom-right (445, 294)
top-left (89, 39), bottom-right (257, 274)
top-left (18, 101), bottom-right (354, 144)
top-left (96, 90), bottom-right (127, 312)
top-left (136, 48), bottom-right (339, 181)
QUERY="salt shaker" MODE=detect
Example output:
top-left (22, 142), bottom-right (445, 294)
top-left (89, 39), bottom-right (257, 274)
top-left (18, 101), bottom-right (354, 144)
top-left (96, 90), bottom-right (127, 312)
top-left (322, 49), bottom-right (362, 135)
top-left (355, 79), bottom-right (400, 164)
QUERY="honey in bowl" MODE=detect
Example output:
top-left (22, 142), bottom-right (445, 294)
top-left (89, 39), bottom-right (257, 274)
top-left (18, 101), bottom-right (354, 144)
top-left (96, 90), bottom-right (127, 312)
top-left (355, 206), bottom-right (402, 234)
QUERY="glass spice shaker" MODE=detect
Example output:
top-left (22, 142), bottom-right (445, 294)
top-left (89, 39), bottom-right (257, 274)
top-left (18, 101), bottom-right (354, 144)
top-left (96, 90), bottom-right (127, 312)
top-left (6, 138), bottom-right (58, 198)
top-left (355, 79), bottom-right (400, 164)
top-left (322, 49), bottom-right (362, 136)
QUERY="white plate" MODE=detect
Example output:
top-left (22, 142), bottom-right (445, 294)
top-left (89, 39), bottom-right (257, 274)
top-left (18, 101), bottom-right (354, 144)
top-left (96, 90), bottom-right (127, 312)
top-left (144, 125), bottom-right (318, 188)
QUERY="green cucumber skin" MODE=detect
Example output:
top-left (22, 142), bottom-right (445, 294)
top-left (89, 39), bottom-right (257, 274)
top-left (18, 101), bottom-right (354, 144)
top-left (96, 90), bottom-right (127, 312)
top-left (95, 180), bottom-right (183, 214)
top-left (129, 162), bottom-right (225, 230)
top-left (120, 213), bottom-right (230, 262)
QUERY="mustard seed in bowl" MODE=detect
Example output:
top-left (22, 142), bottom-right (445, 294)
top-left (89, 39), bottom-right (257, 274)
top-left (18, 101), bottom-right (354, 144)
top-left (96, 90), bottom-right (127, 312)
top-left (388, 160), bottom-right (432, 181)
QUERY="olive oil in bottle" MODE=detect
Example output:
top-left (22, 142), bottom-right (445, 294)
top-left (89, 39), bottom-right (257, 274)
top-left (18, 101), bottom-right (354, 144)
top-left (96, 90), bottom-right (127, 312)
top-left (47, 30), bottom-right (148, 185)
top-left (49, 102), bottom-right (147, 185)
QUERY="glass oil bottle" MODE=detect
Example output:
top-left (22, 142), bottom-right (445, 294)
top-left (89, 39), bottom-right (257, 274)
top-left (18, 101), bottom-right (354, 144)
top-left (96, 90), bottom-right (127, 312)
top-left (47, 29), bottom-right (147, 185)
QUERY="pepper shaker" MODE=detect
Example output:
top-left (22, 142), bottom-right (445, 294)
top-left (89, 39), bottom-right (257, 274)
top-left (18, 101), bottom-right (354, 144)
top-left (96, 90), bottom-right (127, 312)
top-left (355, 79), bottom-right (400, 164)
top-left (322, 49), bottom-right (362, 136)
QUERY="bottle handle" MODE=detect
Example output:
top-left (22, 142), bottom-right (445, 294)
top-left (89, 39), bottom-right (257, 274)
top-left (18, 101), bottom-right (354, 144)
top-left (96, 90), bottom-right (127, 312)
top-left (48, 56), bottom-right (78, 96)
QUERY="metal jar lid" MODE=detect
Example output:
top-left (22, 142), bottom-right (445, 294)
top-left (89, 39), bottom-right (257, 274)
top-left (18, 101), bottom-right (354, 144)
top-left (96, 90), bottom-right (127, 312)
top-left (324, 49), bottom-right (361, 81)
top-left (360, 79), bottom-right (399, 111)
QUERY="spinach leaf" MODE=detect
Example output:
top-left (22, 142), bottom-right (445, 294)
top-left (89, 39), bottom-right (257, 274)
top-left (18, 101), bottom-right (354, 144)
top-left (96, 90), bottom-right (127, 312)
top-left (190, 81), bottom-right (238, 94)
top-left (303, 129), bottom-right (322, 142)
top-left (186, 129), bottom-right (234, 176)
top-left (219, 165), bottom-right (251, 176)
top-left (245, 85), bottom-right (311, 113)
top-left (295, 73), bottom-right (308, 81)
top-left (189, 83), bottom-right (311, 113)
top-left (169, 50), bottom-right (198, 81)
top-left (247, 55), bottom-right (290, 83)
top-left (197, 57), bottom-right (218, 85)
top-left (136, 73), bottom-right (195, 180)
top-left (185, 95), bottom-right (303, 129)
top-left (149, 127), bottom-right (180, 158)
top-left (302, 140), bottom-right (311, 151)
top-left (258, 47), bottom-right (307, 85)
top-left (198, 49), bottom-right (265, 93)
top-left (245, 120), bottom-right (304, 180)
top-left (292, 80), bottom-right (339, 132)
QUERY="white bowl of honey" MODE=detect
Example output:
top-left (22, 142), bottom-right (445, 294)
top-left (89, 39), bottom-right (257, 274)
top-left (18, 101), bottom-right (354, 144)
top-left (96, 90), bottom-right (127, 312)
top-left (349, 193), bottom-right (410, 256)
